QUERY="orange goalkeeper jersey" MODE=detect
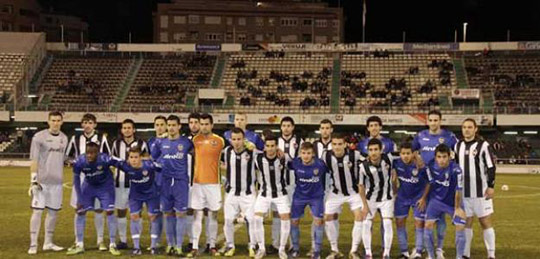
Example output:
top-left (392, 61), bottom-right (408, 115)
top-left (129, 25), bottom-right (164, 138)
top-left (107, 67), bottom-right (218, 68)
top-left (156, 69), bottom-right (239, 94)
top-left (192, 133), bottom-right (225, 184)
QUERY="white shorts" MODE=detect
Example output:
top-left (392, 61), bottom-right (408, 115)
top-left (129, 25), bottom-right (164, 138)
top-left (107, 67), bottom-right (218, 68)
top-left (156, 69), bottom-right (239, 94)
top-left (115, 187), bottom-right (130, 210)
top-left (31, 183), bottom-right (63, 211)
top-left (272, 186), bottom-right (295, 213)
top-left (255, 194), bottom-right (291, 215)
top-left (325, 192), bottom-right (363, 215)
top-left (187, 187), bottom-right (193, 208)
top-left (464, 197), bottom-right (494, 218)
top-left (366, 199), bottom-right (394, 220)
top-left (224, 193), bottom-right (256, 220)
top-left (190, 183), bottom-right (222, 211)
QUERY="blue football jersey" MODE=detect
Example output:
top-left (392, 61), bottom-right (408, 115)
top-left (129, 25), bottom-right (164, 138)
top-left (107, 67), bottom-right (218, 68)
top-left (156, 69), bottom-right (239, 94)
top-left (147, 136), bottom-right (164, 156)
top-left (356, 136), bottom-right (396, 156)
top-left (412, 129), bottom-right (458, 163)
top-left (224, 129), bottom-right (265, 151)
top-left (150, 136), bottom-right (193, 180)
top-left (393, 158), bottom-right (428, 201)
top-left (73, 153), bottom-right (119, 186)
top-left (289, 157), bottom-right (328, 199)
top-left (117, 160), bottom-right (161, 200)
top-left (426, 160), bottom-right (463, 207)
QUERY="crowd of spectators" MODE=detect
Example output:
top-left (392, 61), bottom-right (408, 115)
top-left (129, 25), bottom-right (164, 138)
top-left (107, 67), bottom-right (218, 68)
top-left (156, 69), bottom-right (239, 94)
top-left (56, 70), bottom-right (105, 105)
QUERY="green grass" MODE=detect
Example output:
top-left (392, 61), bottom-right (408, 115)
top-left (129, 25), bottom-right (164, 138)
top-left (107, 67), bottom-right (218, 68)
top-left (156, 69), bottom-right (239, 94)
top-left (1, 167), bottom-right (539, 258)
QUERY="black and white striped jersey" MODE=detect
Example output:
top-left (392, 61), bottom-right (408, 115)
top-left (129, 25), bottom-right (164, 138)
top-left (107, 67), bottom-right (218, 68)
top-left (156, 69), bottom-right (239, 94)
top-left (359, 154), bottom-right (395, 202)
top-left (221, 146), bottom-right (256, 196)
top-left (278, 134), bottom-right (303, 186)
top-left (254, 153), bottom-right (290, 198)
top-left (66, 131), bottom-right (110, 158)
top-left (454, 138), bottom-right (496, 198)
top-left (322, 150), bottom-right (365, 196)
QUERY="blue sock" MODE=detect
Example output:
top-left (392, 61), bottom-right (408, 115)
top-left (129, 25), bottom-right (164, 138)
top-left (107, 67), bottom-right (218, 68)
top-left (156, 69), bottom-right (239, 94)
top-left (76, 214), bottom-right (86, 244)
top-left (131, 218), bottom-right (141, 249)
top-left (107, 214), bottom-right (118, 244)
top-left (313, 224), bottom-right (324, 253)
top-left (155, 213), bottom-right (163, 245)
top-left (436, 215), bottom-right (447, 249)
top-left (397, 226), bottom-right (408, 253)
top-left (415, 227), bottom-right (424, 254)
top-left (151, 219), bottom-right (160, 248)
top-left (175, 217), bottom-right (187, 248)
top-left (455, 229), bottom-right (466, 258)
top-left (424, 228), bottom-right (435, 258)
top-left (165, 216), bottom-right (176, 246)
top-left (291, 224), bottom-right (300, 251)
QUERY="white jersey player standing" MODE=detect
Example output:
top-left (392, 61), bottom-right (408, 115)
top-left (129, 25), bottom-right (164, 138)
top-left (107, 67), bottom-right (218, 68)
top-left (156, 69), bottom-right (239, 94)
top-left (28, 111), bottom-right (68, 254)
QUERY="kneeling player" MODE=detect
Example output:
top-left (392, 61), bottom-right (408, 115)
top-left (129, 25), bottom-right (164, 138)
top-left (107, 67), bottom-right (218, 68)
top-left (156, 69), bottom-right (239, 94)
top-left (424, 144), bottom-right (466, 259)
top-left (289, 142), bottom-right (328, 259)
top-left (252, 135), bottom-right (291, 259)
top-left (392, 142), bottom-right (428, 259)
top-left (67, 142), bottom-right (121, 256)
top-left (321, 133), bottom-right (365, 259)
top-left (116, 146), bottom-right (162, 255)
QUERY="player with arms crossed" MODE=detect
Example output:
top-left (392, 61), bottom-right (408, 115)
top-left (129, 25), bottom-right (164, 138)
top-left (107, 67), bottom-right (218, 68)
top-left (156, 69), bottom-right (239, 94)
top-left (28, 111), bottom-right (68, 255)
top-left (321, 133), bottom-right (365, 259)
top-left (66, 142), bottom-right (122, 256)
top-left (455, 118), bottom-right (496, 259)
top-left (412, 110), bottom-right (457, 259)
top-left (392, 142), bottom-right (428, 259)
top-left (150, 115), bottom-right (194, 256)
top-left (288, 142), bottom-right (328, 259)
top-left (423, 144), bottom-right (467, 259)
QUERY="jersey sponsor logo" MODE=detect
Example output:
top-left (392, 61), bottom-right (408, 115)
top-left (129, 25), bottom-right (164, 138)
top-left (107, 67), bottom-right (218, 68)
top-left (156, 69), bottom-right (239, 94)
top-left (398, 176), bottom-right (419, 184)
top-left (434, 179), bottom-right (450, 187)
top-left (85, 169), bottom-right (104, 177)
top-left (163, 152), bottom-right (184, 160)
top-left (48, 147), bottom-right (64, 153)
top-left (422, 146), bottom-right (437, 152)
top-left (131, 176), bottom-right (150, 184)
top-left (298, 176), bottom-right (320, 183)
top-left (422, 138), bottom-right (430, 141)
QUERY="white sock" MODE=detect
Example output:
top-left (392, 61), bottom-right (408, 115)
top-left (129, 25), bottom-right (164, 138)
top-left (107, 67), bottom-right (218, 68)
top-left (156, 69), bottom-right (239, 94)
top-left (351, 220), bottom-right (363, 253)
top-left (117, 217), bottom-right (128, 243)
top-left (44, 210), bottom-right (58, 245)
top-left (254, 216), bottom-right (265, 250)
top-left (271, 216), bottom-right (281, 249)
top-left (325, 220), bottom-right (339, 252)
top-left (334, 220), bottom-right (340, 246)
top-left (207, 211), bottom-right (218, 248)
top-left (224, 219), bottom-right (235, 248)
top-left (483, 228), bottom-right (496, 258)
top-left (465, 228), bottom-right (473, 257)
top-left (73, 214), bottom-right (78, 240)
top-left (185, 215), bottom-right (194, 242)
top-left (362, 220), bottom-right (372, 256)
top-left (205, 214), bottom-right (210, 246)
top-left (383, 219), bottom-right (393, 256)
top-left (279, 219), bottom-right (291, 251)
top-left (247, 217), bottom-right (257, 249)
top-left (94, 212), bottom-right (104, 244)
top-left (192, 211), bottom-right (203, 249)
top-left (30, 210), bottom-right (43, 247)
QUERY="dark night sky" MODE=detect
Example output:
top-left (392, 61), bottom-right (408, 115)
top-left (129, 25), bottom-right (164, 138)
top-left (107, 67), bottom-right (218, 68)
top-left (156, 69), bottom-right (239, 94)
top-left (37, 0), bottom-right (540, 43)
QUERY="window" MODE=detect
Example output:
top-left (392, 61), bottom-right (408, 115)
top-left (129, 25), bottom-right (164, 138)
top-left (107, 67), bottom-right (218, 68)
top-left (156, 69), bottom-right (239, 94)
top-left (315, 19), bottom-right (327, 28)
top-left (237, 34), bottom-right (246, 41)
top-left (188, 15), bottom-right (200, 24)
top-left (205, 33), bottom-right (221, 41)
top-left (173, 33), bottom-right (186, 41)
top-left (255, 34), bottom-right (263, 41)
top-left (268, 17), bottom-right (275, 26)
top-left (302, 34), bottom-right (312, 42)
top-left (2, 5), bottom-right (13, 14)
top-left (256, 17), bottom-right (264, 26)
top-left (332, 19), bottom-right (340, 28)
top-left (315, 35), bottom-right (327, 43)
top-left (205, 16), bottom-right (221, 25)
top-left (226, 32), bottom-right (233, 41)
top-left (280, 35), bottom-right (298, 42)
top-left (174, 16), bottom-right (186, 24)
top-left (332, 36), bottom-right (340, 43)
top-left (226, 17), bottom-right (233, 25)
top-left (303, 19), bottom-right (312, 26)
top-left (160, 15), bottom-right (168, 29)
top-left (189, 31), bottom-right (199, 40)
top-left (238, 17), bottom-right (246, 26)
top-left (159, 32), bottom-right (168, 43)
top-left (280, 17), bottom-right (298, 27)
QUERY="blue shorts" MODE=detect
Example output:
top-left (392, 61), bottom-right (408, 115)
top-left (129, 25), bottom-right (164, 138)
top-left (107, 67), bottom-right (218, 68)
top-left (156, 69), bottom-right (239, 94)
top-left (291, 195), bottom-right (324, 219)
top-left (425, 199), bottom-right (466, 225)
top-left (129, 196), bottom-right (161, 215)
top-left (160, 176), bottom-right (189, 213)
top-left (80, 182), bottom-right (115, 212)
top-left (394, 196), bottom-right (426, 220)
top-left (155, 173), bottom-right (162, 189)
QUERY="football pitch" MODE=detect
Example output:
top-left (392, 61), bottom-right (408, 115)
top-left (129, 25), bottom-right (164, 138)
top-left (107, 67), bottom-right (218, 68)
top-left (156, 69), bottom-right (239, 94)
top-left (0, 167), bottom-right (539, 258)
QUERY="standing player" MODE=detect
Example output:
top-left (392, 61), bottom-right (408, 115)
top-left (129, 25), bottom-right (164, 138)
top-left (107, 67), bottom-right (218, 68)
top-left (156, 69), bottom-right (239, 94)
top-left (314, 119), bottom-right (333, 158)
top-left (392, 142), bottom-right (428, 259)
top-left (218, 128), bottom-right (257, 257)
top-left (116, 146), bottom-right (163, 255)
top-left (28, 111), bottom-right (68, 255)
top-left (184, 112), bottom-right (200, 251)
top-left (252, 135), bottom-right (292, 259)
top-left (268, 116), bottom-right (303, 254)
top-left (66, 113), bottom-right (111, 252)
top-left (359, 138), bottom-right (394, 259)
top-left (424, 144), bottom-right (467, 259)
top-left (224, 113), bottom-right (265, 151)
top-left (66, 142), bottom-right (121, 256)
top-left (111, 119), bottom-right (148, 249)
top-left (146, 115), bottom-right (167, 249)
top-left (188, 113), bottom-right (226, 257)
top-left (288, 142), bottom-right (328, 259)
top-left (412, 110), bottom-right (457, 258)
top-left (455, 118), bottom-right (496, 259)
top-left (321, 133), bottom-right (365, 259)
top-left (150, 115), bottom-right (193, 256)
top-left (356, 116), bottom-right (396, 156)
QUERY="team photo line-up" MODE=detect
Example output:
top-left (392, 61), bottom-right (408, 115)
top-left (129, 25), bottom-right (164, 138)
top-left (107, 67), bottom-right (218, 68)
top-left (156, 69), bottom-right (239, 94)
top-left (28, 110), bottom-right (496, 259)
